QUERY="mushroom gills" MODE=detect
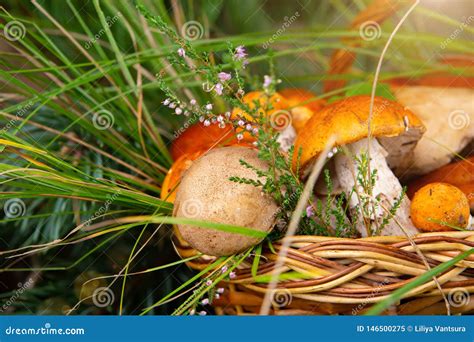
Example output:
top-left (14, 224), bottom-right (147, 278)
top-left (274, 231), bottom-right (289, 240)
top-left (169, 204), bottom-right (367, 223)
top-left (333, 138), bottom-right (419, 237)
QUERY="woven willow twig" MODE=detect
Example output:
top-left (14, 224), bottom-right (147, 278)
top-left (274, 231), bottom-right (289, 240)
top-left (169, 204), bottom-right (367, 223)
top-left (174, 231), bottom-right (474, 315)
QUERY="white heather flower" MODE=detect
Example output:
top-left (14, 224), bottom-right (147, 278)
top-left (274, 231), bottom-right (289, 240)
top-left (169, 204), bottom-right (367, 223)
top-left (253, 141), bottom-right (258, 147)
top-left (252, 128), bottom-right (259, 135)
top-left (225, 111), bottom-right (231, 118)
top-left (204, 119), bottom-right (211, 127)
top-left (177, 48), bottom-right (186, 57)
top-left (217, 288), bottom-right (225, 294)
top-left (214, 83), bottom-right (223, 95)
top-left (218, 122), bottom-right (225, 129)
top-left (246, 124), bottom-right (252, 131)
top-left (205, 103), bottom-right (213, 111)
top-left (169, 102), bottom-right (176, 109)
top-left (190, 99), bottom-right (197, 105)
top-left (199, 116), bottom-right (205, 122)
top-left (163, 98), bottom-right (170, 105)
top-left (190, 309), bottom-right (195, 315)
top-left (263, 75), bottom-right (272, 88)
top-left (215, 293), bottom-right (220, 299)
top-left (229, 272), bottom-right (236, 279)
top-left (236, 133), bottom-right (244, 141)
top-left (201, 298), bottom-right (209, 305)
top-left (175, 107), bottom-right (183, 115)
top-left (205, 279), bottom-right (212, 286)
top-left (184, 110), bottom-right (190, 116)
top-left (218, 72), bottom-right (231, 82)
top-left (217, 115), bottom-right (224, 123)
top-left (238, 120), bottom-right (245, 127)
top-left (199, 311), bottom-right (207, 316)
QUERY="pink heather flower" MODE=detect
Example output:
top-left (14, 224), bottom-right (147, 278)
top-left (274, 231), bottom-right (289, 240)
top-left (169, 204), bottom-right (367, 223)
top-left (263, 75), bottom-right (272, 88)
top-left (205, 279), bottom-right (212, 286)
top-left (169, 102), bottom-right (176, 109)
top-left (205, 103), bottom-right (213, 111)
top-left (246, 124), bottom-right (252, 131)
top-left (221, 265), bottom-right (228, 273)
top-left (252, 128), bottom-right (259, 135)
top-left (204, 119), bottom-right (211, 127)
top-left (217, 288), bottom-right (225, 294)
top-left (218, 72), bottom-right (231, 82)
top-left (306, 205), bottom-right (315, 217)
top-left (163, 98), bottom-right (170, 105)
top-left (201, 298), bottom-right (209, 305)
top-left (177, 48), bottom-right (186, 57)
top-left (234, 45), bottom-right (247, 60)
top-left (199, 116), bottom-right (205, 122)
top-left (199, 311), bottom-right (207, 316)
top-left (184, 110), bottom-right (190, 116)
top-left (238, 120), bottom-right (245, 127)
top-left (229, 272), bottom-right (236, 279)
top-left (214, 83), bottom-right (223, 95)
top-left (242, 59), bottom-right (249, 68)
top-left (175, 107), bottom-right (183, 115)
top-left (236, 133), bottom-right (243, 141)
top-left (190, 99), bottom-right (197, 106)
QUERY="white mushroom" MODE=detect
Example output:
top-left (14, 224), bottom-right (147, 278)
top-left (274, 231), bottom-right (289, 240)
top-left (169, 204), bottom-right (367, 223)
top-left (173, 146), bottom-right (278, 256)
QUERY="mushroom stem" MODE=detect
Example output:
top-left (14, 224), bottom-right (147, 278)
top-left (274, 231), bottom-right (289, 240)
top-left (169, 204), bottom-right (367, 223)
top-left (334, 138), bottom-right (419, 237)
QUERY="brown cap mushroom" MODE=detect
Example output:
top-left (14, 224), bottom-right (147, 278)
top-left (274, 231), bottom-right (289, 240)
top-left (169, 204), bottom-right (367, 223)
top-left (410, 182), bottom-right (470, 232)
top-left (293, 95), bottom-right (426, 237)
top-left (173, 146), bottom-right (278, 256)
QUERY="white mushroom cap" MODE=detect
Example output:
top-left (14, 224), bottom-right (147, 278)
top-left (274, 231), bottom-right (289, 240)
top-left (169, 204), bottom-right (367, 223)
top-left (394, 86), bottom-right (473, 176)
top-left (173, 146), bottom-right (278, 256)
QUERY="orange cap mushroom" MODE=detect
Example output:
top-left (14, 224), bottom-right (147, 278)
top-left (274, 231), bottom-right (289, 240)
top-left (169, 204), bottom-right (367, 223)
top-left (410, 182), bottom-right (471, 232)
top-left (170, 122), bottom-right (241, 161)
top-left (293, 95), bottom-right (426, 237)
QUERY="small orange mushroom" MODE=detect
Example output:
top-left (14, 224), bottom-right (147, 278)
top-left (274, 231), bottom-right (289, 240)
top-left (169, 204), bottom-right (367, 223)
top-left (410, 182), bottom-right (470, 232)
top-left (407, 157), bottom-right (474, 210)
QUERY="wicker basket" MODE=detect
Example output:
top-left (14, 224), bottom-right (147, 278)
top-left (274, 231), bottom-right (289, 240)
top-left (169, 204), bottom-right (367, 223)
top-left (174, 230), bottom-right (474, 315)
top-left (173, 0), bottom-right (474, 315)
